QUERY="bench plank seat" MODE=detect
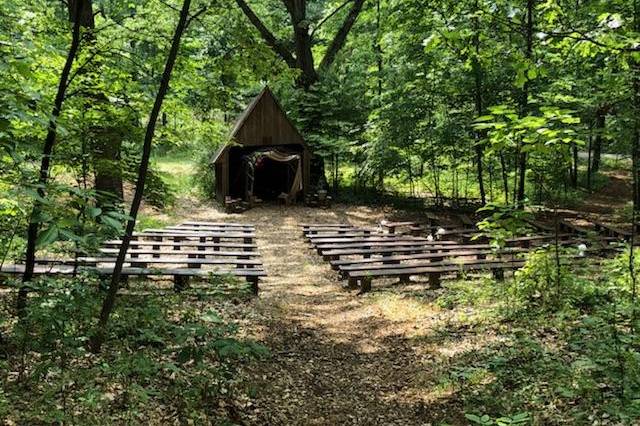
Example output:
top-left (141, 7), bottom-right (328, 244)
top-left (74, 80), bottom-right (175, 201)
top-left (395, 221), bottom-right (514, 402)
top-left (78, 257), bottom-right (263, 267)
top-left (309, 235), bottom-right (429, 245)
top-left (134, 231), bottom-right (255, 239)
top-left (98, 248), bottom-right (260, 257)
top-left (330, 248), bottom-right (528, 269)
top-left (347, 261), bottom-right (526, 292)
top-left (179, 221), bottom-right (254, 227)
top-left (315, 240), bottom-right (457, 252)
top-left (341, 257), bottom-right (525, 274)
top-left (104, 240), bottom-right (257, 250)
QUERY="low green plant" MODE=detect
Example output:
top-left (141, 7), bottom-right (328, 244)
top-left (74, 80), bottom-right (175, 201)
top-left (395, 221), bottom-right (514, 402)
top-left (1, 275), bottom-right (268, 423)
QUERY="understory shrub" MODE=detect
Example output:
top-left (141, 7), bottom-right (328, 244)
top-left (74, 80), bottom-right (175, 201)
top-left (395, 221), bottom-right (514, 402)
top-left (0, 275), bottom-right (268, 423)
top-left (122, 142), bottom-right (175, 208)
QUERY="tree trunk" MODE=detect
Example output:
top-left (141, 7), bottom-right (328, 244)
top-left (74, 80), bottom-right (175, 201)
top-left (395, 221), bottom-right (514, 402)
top-left (287, 1), bottom-right (318, 88)
top-left (500, 151), bottom-right (509, 204)
top-left (472, 1), bottom-right (486, 205)
top-left (591, 106), bottom-right (607, 175)
top-left (571, 142), bottom-right (578, 188)
top-left (516, 0), bottom-right (534, 207)
top-left (73, 0), bottom-right (125, 206)
top-left (18, 1), bottom-right (85, 314)
top-left (235, 0), bottom-right (366, 189)
top-left (89, 0), bottom-right (192, 353)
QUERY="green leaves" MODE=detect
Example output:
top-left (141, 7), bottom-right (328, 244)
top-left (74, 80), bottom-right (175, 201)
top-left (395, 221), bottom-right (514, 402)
top-left (36, 224), bottom-right (58, 248)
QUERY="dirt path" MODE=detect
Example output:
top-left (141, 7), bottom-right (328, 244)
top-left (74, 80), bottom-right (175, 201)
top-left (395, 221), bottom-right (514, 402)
top-left (141, 201), bottom-right (480, 424)
top-left (222, 206), bottom-right (468, 425)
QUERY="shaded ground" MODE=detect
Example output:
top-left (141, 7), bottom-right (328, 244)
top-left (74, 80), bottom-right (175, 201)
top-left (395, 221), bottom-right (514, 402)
top-left (139, 199), bottom-right (496, 425)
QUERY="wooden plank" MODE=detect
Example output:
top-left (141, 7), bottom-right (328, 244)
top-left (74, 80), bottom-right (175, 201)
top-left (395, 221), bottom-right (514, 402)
top-left (99, 248), bottom-right (260, 257)
top-left (321, 244), bottom-right (474, 259)
top-left (330, 248), bottom-right (527, 268)
top-left (179, 221), bottom-right (254, 227)
top-left (134, 230), bottom-right (255, 239)
top-left (301, 223), bottom-right (354, 228)
top-left (524, 218), bottom-right (555, 233)
top-left (0, 264), bottom-right (266, 278)
top-left (309, 235), bottom-right (430, 245)
top-left (589, 219), bottom-right (631, 239)
top-left (558, 220), bottom-right (591, 235)
top-left (341, 257), bottom-right (525, 274)
top-left (78, 257), bottom-right (263, 266)
top-left (315, 240), bottom-right (457, 251)
top-left (347, 260), bottom-right (525, 279)
top-left (303, 230), bottom-right (378, 239)
top-left (165, 225), bottom-right (254, 232)
top-left (103, 240), bottom-right (257, 250)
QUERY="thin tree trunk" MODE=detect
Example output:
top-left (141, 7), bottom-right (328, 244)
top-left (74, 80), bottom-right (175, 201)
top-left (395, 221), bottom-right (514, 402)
top-left (500, 151), bottom-right (509, 204)
top-left (571, 143), bottom-right (578, 188)
top-left (18, 2), bottom-right (85, 314)
top-left (516, 0), bottom-right (534, 207)
top-left (89, 0), bottom-right (192, 352)
top-left (472, 0), bottom-right (486, 205)
top-left (375, 0), bottom-right (384, 190)
top-left (591, 106), bottom-right (607, 175)
top-left (587, 123), bottom-right (593, 191)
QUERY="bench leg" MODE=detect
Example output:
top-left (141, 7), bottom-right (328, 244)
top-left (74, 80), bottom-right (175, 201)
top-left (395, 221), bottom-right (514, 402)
top-left (360, 277), bottom-right (372, 293)
top-left (429, 272), bottom-right (441, 289)
top-left (492, 268), bottom-right (505, 281)
top-left (347, 277), bottom-right (359, 289)
top-left (174, 275), bottom-right (189, 292)
top-left (398, 275), bottom-right (411, 284)
top-left (119, 275), bottom-right (129, 288)
top-left (247, 277), bottom-right (259, 295)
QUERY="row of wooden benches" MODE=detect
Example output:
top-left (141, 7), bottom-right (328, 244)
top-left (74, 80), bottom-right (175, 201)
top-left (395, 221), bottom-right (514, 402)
top-left (301, 223), bottom-right (617, 292)
top-left (0, 221), bottom-right (267, 293)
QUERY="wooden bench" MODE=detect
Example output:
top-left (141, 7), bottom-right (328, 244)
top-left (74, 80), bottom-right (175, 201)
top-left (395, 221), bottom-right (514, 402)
top-left (381, 221), bottom-right (416, 234)
top-left (330, 247), bottom-right (529, 270)
top-left (308, 235), bottom-right (430, 245)
top-left (0, 264), bottom-right (265, 293)
top-left (346, 258), bottom-right (527, 292)
top-left (179, 221), bottom-right (254, 228)
top-left (134, 230), bottom-right (255, 242)
top-left (320, 242), bottom-right (460, 260)
top-left (104, 240), bottom-right (257, 252)
top-left (164, 225), bottom-right (255, 233)
top-left (99, 248), bottom-right (260, 258)
top-left (78, 256), bottom-right (263, 268)
top-left (589, 220), bottom-right (631, 240)
top-left (558, 220), bottom-right (592, 235)
top-left (314, 239), bottom-right (456, 254)
top-left (303, 230), bottom-right (378, 240)
top-left (523, 218), bottom-right (554, 233)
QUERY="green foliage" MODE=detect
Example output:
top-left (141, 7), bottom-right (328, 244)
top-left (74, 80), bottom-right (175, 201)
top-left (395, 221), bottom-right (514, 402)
top-left (1, 275), bottom-right (268, 423)
top-left (476, 203), bottom-right (533, 249)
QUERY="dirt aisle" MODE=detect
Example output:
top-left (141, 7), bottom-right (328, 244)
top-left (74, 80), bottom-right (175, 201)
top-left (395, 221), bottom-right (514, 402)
top-left (229, 206), bottom-right (458, 425)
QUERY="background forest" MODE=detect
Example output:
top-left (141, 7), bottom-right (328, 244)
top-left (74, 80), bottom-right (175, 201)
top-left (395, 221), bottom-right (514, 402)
top-left (1, 0), bottom-right (640, 424)
top-left (2, 0), bottom-right (638, 212)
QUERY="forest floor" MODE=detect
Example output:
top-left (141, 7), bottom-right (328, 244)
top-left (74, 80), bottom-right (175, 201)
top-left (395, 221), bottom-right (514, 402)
top-left (131, 157), bottom-right (638, 425)
top-left (137, 198), bottom-right (506, 425)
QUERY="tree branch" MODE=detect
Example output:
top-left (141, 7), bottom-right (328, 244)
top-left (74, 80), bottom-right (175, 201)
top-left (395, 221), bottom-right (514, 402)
top-left (318, 0), bottom-right (366, 72)
top-left (310, 0), bottom-right (353, 40)
top-left (234, 0), bottom-right (297, 69)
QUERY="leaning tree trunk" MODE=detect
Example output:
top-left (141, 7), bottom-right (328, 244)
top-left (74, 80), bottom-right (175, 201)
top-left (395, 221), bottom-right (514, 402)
top-left (17, 2), bottom-right (85, 314)
top-left (89, 0), bottom-right (193, 353)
